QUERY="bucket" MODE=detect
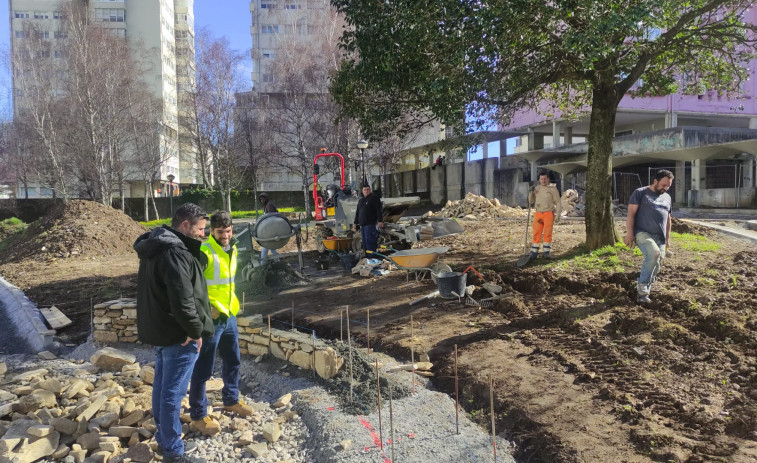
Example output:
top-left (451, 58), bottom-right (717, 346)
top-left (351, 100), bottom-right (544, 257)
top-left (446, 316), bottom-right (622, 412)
top-left (436, 271), bottom-right (467, 299)
top-left (340, 253), bottom-right (358, 272)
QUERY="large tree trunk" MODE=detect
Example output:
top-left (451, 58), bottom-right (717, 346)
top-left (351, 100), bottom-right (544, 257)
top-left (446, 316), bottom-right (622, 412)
top-left (585, 78), bottom-right (620, 250)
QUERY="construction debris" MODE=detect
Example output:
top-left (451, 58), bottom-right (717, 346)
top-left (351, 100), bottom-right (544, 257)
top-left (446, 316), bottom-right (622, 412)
top-left (427, 193), bottom-right (528, 220)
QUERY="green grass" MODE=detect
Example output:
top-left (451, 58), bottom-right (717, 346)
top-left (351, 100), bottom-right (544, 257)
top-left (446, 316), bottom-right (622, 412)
top-left (139, 207), bottom-right (306, 228)
top-left (0, 217), bottom-right (27, 241)
top-left (670, 232), bottom-right (720, 252)
top-left (549, 241), bottom-right (630, 272)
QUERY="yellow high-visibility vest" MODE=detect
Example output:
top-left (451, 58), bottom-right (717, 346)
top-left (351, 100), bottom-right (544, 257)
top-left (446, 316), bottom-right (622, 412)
top-left (200, 235), bottom-right (239, 317)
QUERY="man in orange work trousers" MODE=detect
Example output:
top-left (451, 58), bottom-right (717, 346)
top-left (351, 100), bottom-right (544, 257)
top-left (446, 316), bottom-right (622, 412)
top-left (528, 172), bottom-right (562, 259)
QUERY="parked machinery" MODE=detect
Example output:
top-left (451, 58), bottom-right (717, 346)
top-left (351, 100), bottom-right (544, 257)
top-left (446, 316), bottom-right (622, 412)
top-left (312, 150), bottom-right (464, 255)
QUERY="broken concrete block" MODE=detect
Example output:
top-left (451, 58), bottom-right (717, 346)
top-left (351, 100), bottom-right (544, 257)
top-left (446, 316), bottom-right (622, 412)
top-left (90, 347), bottom-right (135, 372)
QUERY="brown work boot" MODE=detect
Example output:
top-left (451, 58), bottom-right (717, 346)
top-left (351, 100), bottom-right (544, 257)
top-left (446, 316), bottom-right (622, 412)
top-left (223, 400), bottom-right (254, 417)
top-left (190, 416), bottom-right (221, 436)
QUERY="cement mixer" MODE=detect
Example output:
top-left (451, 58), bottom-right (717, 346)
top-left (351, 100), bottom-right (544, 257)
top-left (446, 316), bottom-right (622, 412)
top-left (239, 212), bottom-right (308, 281)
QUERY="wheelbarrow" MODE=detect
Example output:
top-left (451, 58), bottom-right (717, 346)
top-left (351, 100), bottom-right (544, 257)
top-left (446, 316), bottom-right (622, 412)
top-left (368, 246), bottom-right (450, 281)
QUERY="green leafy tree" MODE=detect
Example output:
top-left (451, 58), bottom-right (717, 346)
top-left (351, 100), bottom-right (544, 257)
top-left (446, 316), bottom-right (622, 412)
top-left (331, 0), bottom-right (757, 249)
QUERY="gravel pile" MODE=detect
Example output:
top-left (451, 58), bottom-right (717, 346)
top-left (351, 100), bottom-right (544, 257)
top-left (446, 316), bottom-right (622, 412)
top-left (57, 339), bottom-right (517, 463)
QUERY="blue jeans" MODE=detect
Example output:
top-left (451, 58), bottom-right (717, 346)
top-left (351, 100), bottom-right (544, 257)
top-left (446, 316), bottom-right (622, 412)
top-left (189, 315), bottom-right (241, 420)
top-left (153, 341), bottom-right (199, 458)
top-left (635, 231), bottom-right (666, 296)
top-left (360, 224), bottom-right (379, 253)
top-left (260, 247), bottom-right (278, 263)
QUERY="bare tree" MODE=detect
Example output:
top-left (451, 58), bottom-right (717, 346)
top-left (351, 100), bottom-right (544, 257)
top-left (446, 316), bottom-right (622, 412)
top-left (261, 6), bottom-right (350, 218)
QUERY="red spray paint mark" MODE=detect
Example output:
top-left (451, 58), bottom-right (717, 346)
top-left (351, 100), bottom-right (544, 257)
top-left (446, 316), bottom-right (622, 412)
top-left (359, 417), bottom-right (392, 463)
top-left (326, 407), bottom-right (335, 411)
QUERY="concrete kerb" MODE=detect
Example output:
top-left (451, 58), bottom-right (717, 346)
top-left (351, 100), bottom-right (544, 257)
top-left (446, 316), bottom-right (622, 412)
top-left (680, 219), bottom-right (757, 243)
top-left (0, 275), bottom-right (53, 352)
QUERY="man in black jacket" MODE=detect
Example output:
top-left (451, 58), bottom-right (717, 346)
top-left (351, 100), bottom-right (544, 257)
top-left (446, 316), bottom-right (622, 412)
top-left (134, 203), bottom-right (214, 463)
top-left (353, 185), bottom-right (383, 254)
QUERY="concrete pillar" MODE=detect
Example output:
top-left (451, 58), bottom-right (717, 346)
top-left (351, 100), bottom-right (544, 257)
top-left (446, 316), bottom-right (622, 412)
top-left (482, 142), bottom-right (489, 159)
top-left (530, 161), bottom-right (538, 182)
top-left (743, 155), bottom-right (754, 188)
top-left (691, 159), bottom-right (706, 190)
top-left (414, 152), bottom-right (421, 170)
top-left (552, 120), bottom-right (561, 148)
top-left (675, 161), bottom-right (686, 205)
top-left (564, 126), bottom-right (573, 145)
top-left (527, 130), bottom-right (544, 151)
top-left (749, 118), bottom-right (757, 129)
top-left (665, 111), bottom-right (678, 128)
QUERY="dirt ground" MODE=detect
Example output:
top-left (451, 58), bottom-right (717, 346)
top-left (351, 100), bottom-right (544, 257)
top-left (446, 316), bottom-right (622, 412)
top-left (3, 203), bottom-right (757, 462)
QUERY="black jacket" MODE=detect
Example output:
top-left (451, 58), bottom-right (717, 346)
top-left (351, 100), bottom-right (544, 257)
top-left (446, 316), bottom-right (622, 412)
top-left (133, 226), bottom-right (214, 346)
top-left (354, 193), bottom-right (383, 226)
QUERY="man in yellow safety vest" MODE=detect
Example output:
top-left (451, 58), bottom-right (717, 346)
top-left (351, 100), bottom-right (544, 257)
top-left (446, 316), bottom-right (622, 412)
top-left (189, 211), bottom-right (253, 436)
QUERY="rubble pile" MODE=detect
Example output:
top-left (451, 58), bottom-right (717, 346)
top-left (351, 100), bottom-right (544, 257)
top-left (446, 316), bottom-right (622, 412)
top-left (0, 347), bottom-right (304, 463)
top-left (429, 193), bottom-right (528, 220)
top-left (561, 190), bottom-right (629, 218)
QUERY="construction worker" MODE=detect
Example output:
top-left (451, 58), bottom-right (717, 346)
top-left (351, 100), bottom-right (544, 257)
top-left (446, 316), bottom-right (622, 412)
top-left (528, 171), bottom-right (562, 259)
top-left (258, 192), bottom-right (279, 263)
top-left (623, 169), bottom-right (674, 304)
top-left (189, 210), bottom-right (253, 437)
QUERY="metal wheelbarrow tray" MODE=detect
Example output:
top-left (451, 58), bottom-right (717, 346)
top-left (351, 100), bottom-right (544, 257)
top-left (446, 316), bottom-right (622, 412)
top-left (370, 246), bottom-right (450, 281)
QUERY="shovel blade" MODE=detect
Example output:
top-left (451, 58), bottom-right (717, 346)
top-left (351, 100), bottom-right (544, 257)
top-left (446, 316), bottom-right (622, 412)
top-left (516, 253), bottom-right (531, 267)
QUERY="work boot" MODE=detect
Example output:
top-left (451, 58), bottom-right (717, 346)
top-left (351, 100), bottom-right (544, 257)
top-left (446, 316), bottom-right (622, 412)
top-left (223, 400), bottom-right (254, 417)
top-left (542, 251), bottom-right (551, 259)
top-left (163, 454), bottom-right (206, 463)
top-left (528, 251), bottom-right (537, 260)
top-left (637, 294), bottom-right (651, 304)
top-left (156, 441), bottom-right (198, 456)
top-left (190, 416), bottom-right (221, 436)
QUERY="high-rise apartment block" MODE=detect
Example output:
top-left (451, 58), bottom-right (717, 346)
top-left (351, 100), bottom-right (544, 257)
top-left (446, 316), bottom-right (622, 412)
top-left (8, 0), bottom-right (198, 197)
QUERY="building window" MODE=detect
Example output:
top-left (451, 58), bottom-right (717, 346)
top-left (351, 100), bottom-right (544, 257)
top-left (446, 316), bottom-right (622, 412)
top-left (262, 49), bottom-right (275, 59)
top-left (94, 8), bottom-right (126, 22)
top-left (285, 3), bottom-right (302, 9)
top-left (54, 31), bottom-right (67, 38)
top-left (53, 11), bottom-right (65, 20)
top-left (14, 30), bottom-right (26, 38)
top-left (14, 11), bottom-right (30, 19)
top-left (34, 12), bottom-right (49, 19)
top-left (261, 25), bottom-right (279, 34)
top-left (175, 13), bottom-right (188, 23)
top-left (261, 3), bottom-right (277, 9)
top-left (262, 74), bottom-right (274, 83)
top-left (36, 31), bottom-right (50, 39)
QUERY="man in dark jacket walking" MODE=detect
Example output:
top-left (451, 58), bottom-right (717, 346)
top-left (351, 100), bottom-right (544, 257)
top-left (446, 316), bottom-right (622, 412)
top-left (353, 185), bottom-right (383, 254)
top-left (134, 203), bottom-right (214, 463)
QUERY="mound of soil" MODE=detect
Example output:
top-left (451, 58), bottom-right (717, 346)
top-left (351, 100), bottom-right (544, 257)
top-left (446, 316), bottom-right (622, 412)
top-left (0, 200), bottom-right (146, 263)
top-left (671, 216), bottom-right (710, 235)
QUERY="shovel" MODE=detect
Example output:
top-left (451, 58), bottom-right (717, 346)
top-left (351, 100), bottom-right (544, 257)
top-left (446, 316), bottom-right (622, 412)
top-left (516, 201), bottom-right (533, 267)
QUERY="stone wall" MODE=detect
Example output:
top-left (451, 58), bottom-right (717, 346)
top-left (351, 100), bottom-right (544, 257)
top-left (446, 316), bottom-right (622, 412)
top-left (92, 299), bottom-right (344, 379)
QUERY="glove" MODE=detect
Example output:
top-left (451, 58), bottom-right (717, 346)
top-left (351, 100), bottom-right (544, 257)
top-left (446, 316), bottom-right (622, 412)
top-left (554, 213), bottom-right (561, 224)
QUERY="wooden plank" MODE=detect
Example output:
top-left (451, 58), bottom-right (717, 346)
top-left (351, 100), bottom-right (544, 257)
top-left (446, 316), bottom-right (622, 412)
top-left (40, 305), bottom-right (72, 330)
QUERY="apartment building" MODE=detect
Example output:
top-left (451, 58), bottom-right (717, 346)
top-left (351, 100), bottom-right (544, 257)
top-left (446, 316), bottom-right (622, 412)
top-left (8, 0), bottom-right (198, 198)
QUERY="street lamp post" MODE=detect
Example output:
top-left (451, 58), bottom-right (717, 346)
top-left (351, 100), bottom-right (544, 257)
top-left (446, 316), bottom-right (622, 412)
top-left (357, 139), bottom-right (368, 187)
top-left (167, 174), bottom-right (175, 217)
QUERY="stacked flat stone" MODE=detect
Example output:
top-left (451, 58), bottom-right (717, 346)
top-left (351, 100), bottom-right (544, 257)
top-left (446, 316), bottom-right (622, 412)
top-left (0, 348), bottom-right (307, 463)
top-left (236, 315), bottom-right (344, 380)
top-left (428, 192), bottom-right (528, 219)
top-left (92, 298), bottom-right (138, 344)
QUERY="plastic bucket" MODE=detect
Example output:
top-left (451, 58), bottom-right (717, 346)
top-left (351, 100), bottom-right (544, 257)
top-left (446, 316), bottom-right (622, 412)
top-left (340, 253), bottom-right (359, 272)
top-left (436, 271), bottom-right (467, 299)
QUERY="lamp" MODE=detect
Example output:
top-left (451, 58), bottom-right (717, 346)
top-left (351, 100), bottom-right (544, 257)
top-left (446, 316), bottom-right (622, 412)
top-left (166, 174), bottom-right (175, 217)
top-left (357, 139), bottom-right (368, 186)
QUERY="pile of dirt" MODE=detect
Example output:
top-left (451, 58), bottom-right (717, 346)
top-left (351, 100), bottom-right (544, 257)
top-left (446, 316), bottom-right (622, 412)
top-left (0, 200), bottom-right (146, 263)
top-left (671, 216), bottom-right (711, 235)
top-left (430, 192), bottom-right (528, 219)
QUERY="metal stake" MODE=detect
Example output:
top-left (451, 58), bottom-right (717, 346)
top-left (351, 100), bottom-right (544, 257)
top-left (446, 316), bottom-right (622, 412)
top-left (410, 315), bottom-right (415, 394)
top-left (312, 330), bottom-right (316, 378)
top-left (340, 309), bottom-right (343, 342)
top-left (376, 358), bottom-right (383, 450)
top-left (490, 375), bottom-right (497, 462)
top-left (347, 305), bottom-right (353, 401)
top-left (291, 300), bottom-right (295, 331)
top-left (268, 314), bottom-right (272, 342)
top-left (242, 292), bottom-right (245, 313)
top-left (455, 344), bottom-right (459, 435)
top-left (367, 308), bottom-right (371, 353)
top-left (389, 385), bottom-right (395, 462)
